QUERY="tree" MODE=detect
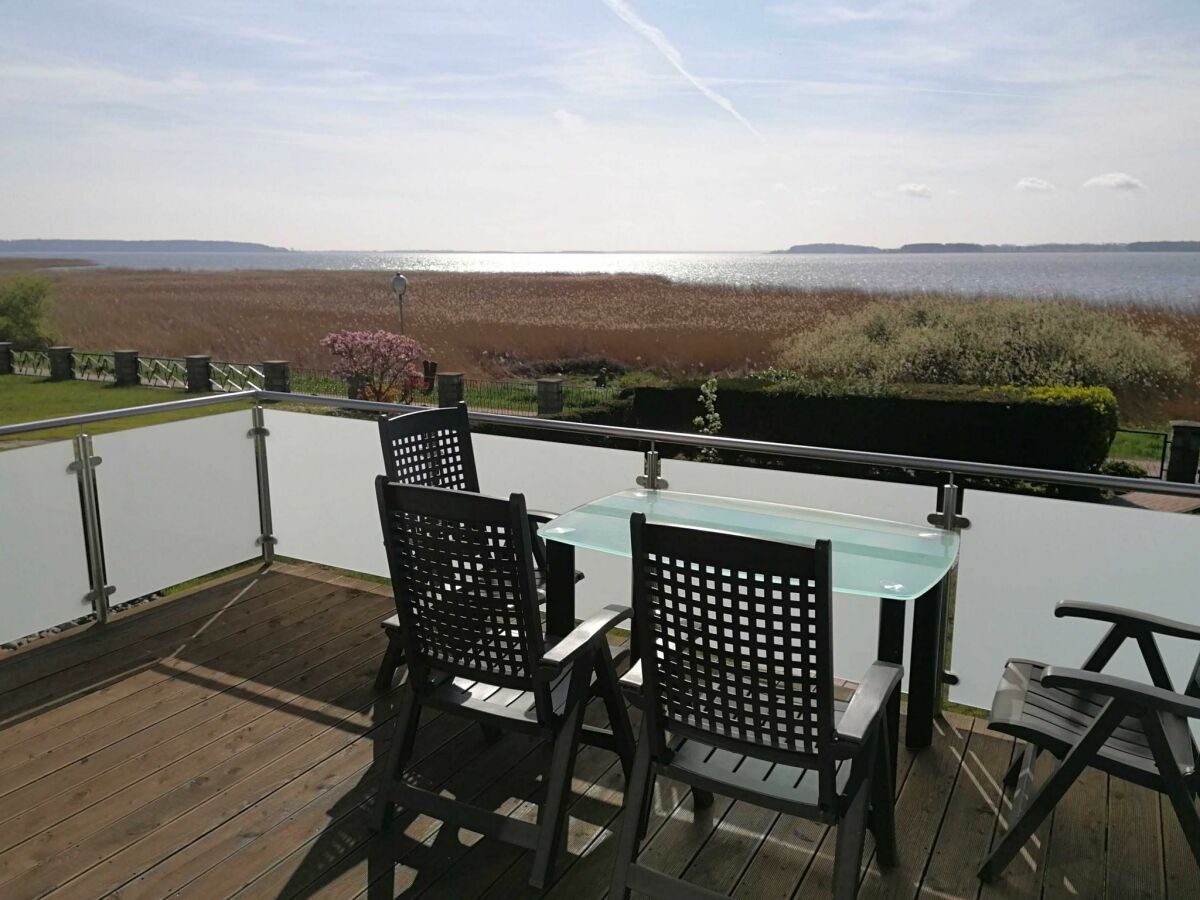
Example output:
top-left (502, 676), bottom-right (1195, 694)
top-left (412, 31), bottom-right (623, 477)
top-left (321, 330), bottom-right (426, 402)
top-left (0, 275), bottom-right (54, 346)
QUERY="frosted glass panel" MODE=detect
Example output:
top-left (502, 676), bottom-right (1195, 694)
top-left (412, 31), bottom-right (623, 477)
top-left (0, 441), bottom-right (92, 643)
top-left (266, 411), bottom-right (389, 577)
top-left (93, 412), bottom-right (260, 604)
top-left (951, 489), bottom-right (1200, 719)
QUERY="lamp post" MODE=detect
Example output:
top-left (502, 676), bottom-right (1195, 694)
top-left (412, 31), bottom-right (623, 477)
top-left (391, 272), bottom-right (408, 334)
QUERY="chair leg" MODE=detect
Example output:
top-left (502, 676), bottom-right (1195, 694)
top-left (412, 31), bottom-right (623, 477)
top-left (1143, 712), bottom-right (1200, 868)
top-left (593, 650), bottom-right (636, 779)
top-left (978, 700), bottom-right (1124, 883)
top-left (373, 689), bottom-right (421, 829)
top-left (833, 765), bottom-right (871, 900)
top-left (373, 634), bottom-right (404, 692)
top-left (1010, 742), bottom-right (1039, 820)
top-left (609, 722), bottom-right (654, 900)
top-left (692, 788), bottom-right (715, 809)
top-left (868, 731), bottom-right (898, 867)
top-left (529, 655), bottom-right (593, 890)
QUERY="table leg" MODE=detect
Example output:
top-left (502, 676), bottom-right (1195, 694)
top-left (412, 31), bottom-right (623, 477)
top-left (877, 598), bottom-right (905, 786)
top-left (905, 579), bottom-right (946, 750)
top-left (545, 539), bottom-right (576, 641)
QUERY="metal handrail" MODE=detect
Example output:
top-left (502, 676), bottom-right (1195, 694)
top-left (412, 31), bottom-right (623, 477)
top-left (3, 387), bottom-right (1199, 499)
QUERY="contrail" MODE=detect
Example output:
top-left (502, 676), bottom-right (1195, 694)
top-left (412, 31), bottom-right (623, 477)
top-left (601, 0), bottom-right (765, 143)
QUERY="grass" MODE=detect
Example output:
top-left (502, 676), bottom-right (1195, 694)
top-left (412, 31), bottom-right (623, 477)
top-left (1108, 428), bottom-right (1168, 462)
top-left (0, 375), bottom-right (250, 444)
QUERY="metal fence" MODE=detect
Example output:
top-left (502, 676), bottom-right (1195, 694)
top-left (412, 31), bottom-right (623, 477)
top-left (12, 349), bottom-right (50, 377)
top-left (210, 361), bottom-right (263, 392)
top-left (137, 356), bottom-right (188, 388)
top-left (1110, 427), bottom-right (1170, 479)
top-left (74, 351), bottom-right (116, 383)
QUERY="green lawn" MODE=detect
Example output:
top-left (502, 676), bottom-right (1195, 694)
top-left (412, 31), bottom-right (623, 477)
top-left (1108, 428), bottom-right (1168, 462)
top-left (0, 375), bottom-right (253, 444)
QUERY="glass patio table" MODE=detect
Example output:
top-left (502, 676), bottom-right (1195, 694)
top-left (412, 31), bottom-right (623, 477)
top-left (538, 489), bottom-right (960, 752)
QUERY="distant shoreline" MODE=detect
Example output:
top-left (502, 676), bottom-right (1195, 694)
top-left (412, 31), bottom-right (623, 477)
top-left (774, 241), bottom-right (1200, 254)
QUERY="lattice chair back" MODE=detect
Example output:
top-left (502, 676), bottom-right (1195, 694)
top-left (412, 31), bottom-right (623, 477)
top-left (630, 513), bottom-right (837, 769)
top-left (376, 478), bottom-right (549, 707)
top-left (378, 403), bottom-right (480, 493)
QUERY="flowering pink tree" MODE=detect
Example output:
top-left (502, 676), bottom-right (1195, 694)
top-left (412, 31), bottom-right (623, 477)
top-left (321, 330), bottom-right (426, 402)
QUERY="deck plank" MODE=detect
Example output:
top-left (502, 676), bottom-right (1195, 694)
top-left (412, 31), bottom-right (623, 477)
top-left (1040, 768), bottom-right (1108, 900)
top-left (1106, 778), bottom-right (1164, 900)
top-left (0, 572), bottom-right (1180, 900)
top-left (917, 719), bottom-right (1015, 900)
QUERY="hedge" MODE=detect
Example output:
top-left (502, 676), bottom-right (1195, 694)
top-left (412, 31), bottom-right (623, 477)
top-left (629, 379), bottom-right (1118, 473)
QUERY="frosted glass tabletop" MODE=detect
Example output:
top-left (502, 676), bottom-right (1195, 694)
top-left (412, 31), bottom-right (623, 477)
top-left (539, 489), bottom-right (958, 601)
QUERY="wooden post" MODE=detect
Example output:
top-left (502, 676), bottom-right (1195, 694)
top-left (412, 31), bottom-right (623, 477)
top-left (537, 377), bottom-right (564, 416)
top-left (185, 355), bottom-right (212, 393)
top-left (1166, 421), bottom-right (1200, 483)
top-left (48, 346), bottom-right (74, 381)
top-left (437, 372), bottom-right (464, 408)
top-left (262, 360), bottom-right (291, 393)
top-left (113, 350), bottom-right (140, 386)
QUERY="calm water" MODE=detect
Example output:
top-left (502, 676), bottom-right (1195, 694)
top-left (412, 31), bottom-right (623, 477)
top-left (5, 249), bottom-right (1200, 306)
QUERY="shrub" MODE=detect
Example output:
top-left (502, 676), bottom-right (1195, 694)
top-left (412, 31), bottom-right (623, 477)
top-left (632, 379), bottom-right (1119, 473)
top-left (0, 275), bottom-right (54, 346)
top-left (776, 297), bottom-right (1190, 395)
top-left (320, 330), bottom-right (426, 402)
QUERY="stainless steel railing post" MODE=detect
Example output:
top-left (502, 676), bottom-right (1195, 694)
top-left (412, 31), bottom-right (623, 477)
top-left (70, 430), bottom-right (113, 624)
top-left (250, 405), bottom-right (276, 566)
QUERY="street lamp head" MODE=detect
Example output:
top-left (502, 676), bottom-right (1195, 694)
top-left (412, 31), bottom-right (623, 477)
top-left (391, 272), bottom-right (408, 298)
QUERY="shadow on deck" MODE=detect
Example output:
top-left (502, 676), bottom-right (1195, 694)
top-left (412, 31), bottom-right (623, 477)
top-left (0, 566), bottom-right (1191, 899)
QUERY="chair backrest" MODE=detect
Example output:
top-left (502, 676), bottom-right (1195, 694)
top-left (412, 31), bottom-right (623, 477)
top-left (376, 478), bottom-right (547, 703)
top-left (378, 402), bottom-right (480, 493)
top-left (630, 514), bottom-right (837, 770)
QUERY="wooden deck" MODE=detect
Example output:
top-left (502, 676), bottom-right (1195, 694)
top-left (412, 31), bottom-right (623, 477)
top-left (0, 565), bottom-right (1193, 900)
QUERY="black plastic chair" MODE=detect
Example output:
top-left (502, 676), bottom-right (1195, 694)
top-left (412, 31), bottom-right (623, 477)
top-left (608, 514), bottom-right (901, 900)
top-left (372, 478), bottom-right (634, 889)
top-left (373, 402), bottom-right (580, 690)
top-left (978, 601), bottom-right (1200, 882)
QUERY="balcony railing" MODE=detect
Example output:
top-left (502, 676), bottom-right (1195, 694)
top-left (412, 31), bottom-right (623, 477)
top-left (2, 389), bottom-right (1200, 727)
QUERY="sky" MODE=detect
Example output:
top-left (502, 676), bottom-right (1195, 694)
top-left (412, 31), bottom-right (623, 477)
top-left (2, 0), bottom-right (1198, 251)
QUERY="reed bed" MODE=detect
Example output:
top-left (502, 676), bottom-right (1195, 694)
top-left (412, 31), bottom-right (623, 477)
top-left (34, 266), bottom-right (1200, 421)
top-left (42, 269), bottom-right (870, 375)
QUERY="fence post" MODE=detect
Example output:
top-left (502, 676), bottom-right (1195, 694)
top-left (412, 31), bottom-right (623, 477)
top-left (70, 431), bottom-right (113, 624)
top-left (437, 372), bottom-right (464, 408)
top-left (1166, 421), bottom-right (1200, 483)
top-left (0, 342), bottom-right (12, 375)
top-left (262, 360), bottom-right (291, 393)
top-left (113, 350), bottom-right (140, 386)
top-left (185, 355), bottom-right (212, 393)
top-left (346, 374), bottom-right (365, 400)
top-left (48, 346), bottom-right (75, 381)
top-left (422, 360), bottom-right (438, 393)
top-left (537, 377), bottom-right (564, 416)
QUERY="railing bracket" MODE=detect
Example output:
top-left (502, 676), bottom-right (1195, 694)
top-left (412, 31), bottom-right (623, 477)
top-left (83, 584), bottom-right (116, 607)
top-left (941, 670), bottom-right (960, 686)
top-left (247, 426), bottom-right (270, 438)
top-left (66, 455), bottom-right (102, 473)
top-left (927, 512), bottom-right (970, 529)
top-left (256, 534), bottom-right (278, 547)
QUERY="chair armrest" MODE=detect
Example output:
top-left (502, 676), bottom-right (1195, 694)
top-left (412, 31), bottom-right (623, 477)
top-left (619, 660), bottom-right (644, 697)
top-left (526, 509), bottom-right (559, 525)
top-left (1055, 601), bottom-right (1200, 641)
top-left (1041, 667), bottom-right (1200, 719)
top-left (836, 662), bottom-right (903, 744)
top-left (540, 604), bottom-right (631, 674)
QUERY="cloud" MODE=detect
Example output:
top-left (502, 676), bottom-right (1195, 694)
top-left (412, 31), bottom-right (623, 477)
top-left (553, 108), bottom-right (588, 136)
top-left (897, 182), bottom-right (932, 199)
top-left (599, 0), bottom-right (765, 142)
top-left (1016, 176), bottom-right (1056, 192)
top-left (1083, 172), bottom-right (1145, 191)
top-left (772, 0), bottom-right (970, 26)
